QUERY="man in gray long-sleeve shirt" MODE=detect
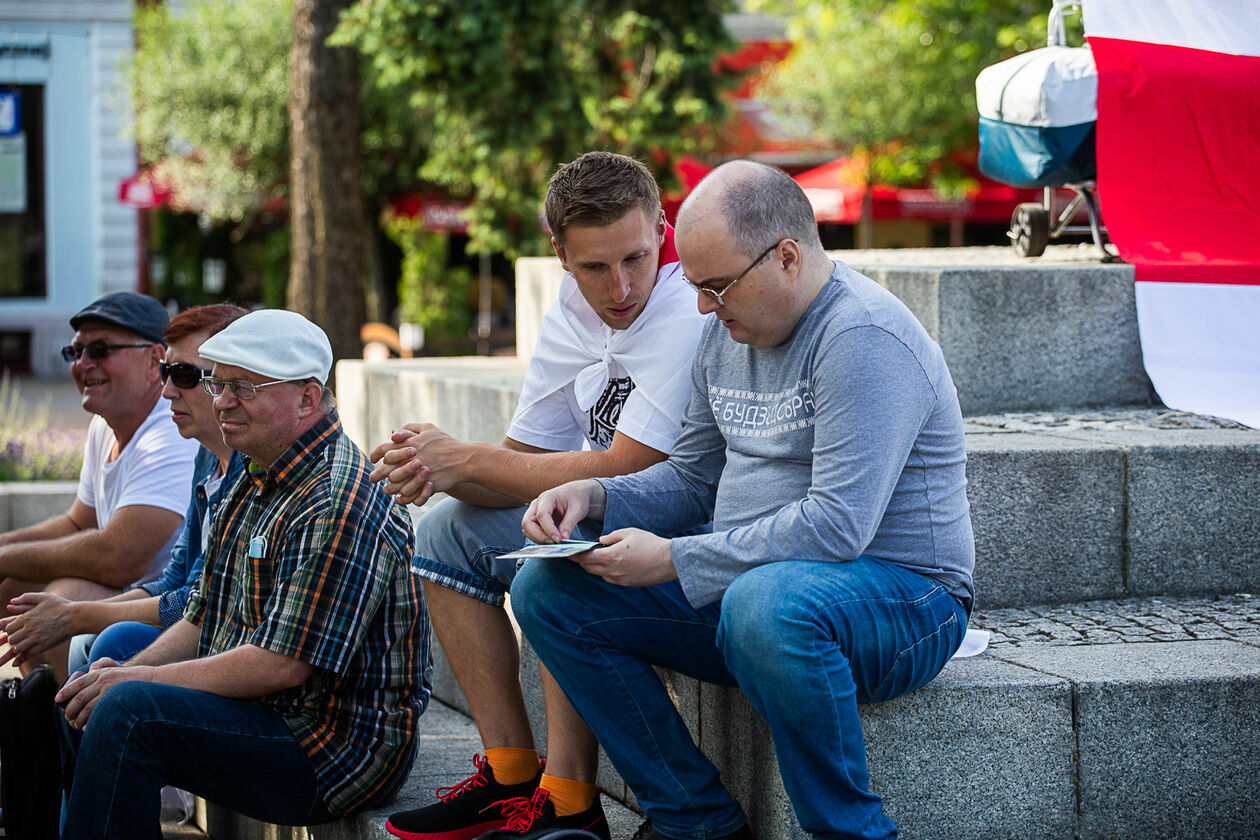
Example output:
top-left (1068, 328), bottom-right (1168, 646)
top-left (510, 160), bottom-right (975, 840)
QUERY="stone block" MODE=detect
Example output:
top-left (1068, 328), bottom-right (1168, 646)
top-left (1117, 431), bottom-right (1259, 597)
top-left (338, 358), bottom-right (526, 456)
top-left (964, 432), bottom-right (1125, 607)
top-left (1029, 426), bottom-right (1260, 598)
top-left (995, 640), bottom-right (1260, 840)
top-left (848, 260), bottom-right (1155, 414)
top-left (513, 249), bottom-right (1158, 415)
top-left (695, 656), bottom-right (1075, 840)
top-left (865, 657), bottom-right (1076, 840)
top-left (515, 257), bottom-right (566, 360)
top-left (0, 481), bottom-right (79, 531)
top-left (333, 359), bottom-right (371, 452)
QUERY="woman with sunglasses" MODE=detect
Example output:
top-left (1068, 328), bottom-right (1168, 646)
top-left (0, 304), bottom-right (249, 679)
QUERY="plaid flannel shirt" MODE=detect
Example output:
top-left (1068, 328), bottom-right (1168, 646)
top-left (185, 411), bottom-right (430, 815)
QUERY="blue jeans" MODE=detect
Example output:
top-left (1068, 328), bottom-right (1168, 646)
top-left (410, 497), bottom-right (607, 605)
top-left (512, 556), bottom-right (966, 840)
top-left (63, 681), bottom-right (333, 840)
top-left (89, 621), bottom-right (162, 664)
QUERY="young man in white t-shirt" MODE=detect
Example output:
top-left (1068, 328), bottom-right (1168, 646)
top-left (0, 292), bottom-right (198, 675)
top-left (372, 152), bottom-right (707, 840)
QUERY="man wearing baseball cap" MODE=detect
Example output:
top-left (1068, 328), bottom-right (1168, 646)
top-left (0, 291), bottom-right (198, 678)
top-left (57, 309), bottom-right (430, 839)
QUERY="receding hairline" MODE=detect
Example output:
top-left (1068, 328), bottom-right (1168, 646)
top-left (679, 161), bottom-right (822, 258)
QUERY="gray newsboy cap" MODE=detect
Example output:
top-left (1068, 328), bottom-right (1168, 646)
top-left (198, 309), bottom-right (333, 383)
top-left (70, 292), bottom-right (169, 345)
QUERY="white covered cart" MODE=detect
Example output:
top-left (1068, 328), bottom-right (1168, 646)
top-left (977, 1), bottom-right (1109, 257)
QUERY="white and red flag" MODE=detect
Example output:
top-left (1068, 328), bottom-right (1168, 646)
top-left (1084, 0), bottom-right (1260, 427)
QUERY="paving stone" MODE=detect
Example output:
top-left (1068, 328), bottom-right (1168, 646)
top-left (973, 594), bottom-right (1260, 649)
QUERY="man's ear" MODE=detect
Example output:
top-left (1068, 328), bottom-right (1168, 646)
top-left (296, 381), bottom-right (324, 419)
top-left (147, 344), bottom-right (165, 382)
top-left (657, 209), bottom-right (667, 244)
top-left (780, 238), bottom-right (804, 280)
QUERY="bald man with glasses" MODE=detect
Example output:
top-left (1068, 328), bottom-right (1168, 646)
top-left (0, 292), bottom-right (198, 675)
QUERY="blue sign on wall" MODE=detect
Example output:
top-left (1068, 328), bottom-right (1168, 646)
top-left (0, 91), bottom-right (20, 137)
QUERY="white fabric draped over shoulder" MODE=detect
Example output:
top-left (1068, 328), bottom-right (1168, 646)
top-left (516, 260), bottom-right (708, 421)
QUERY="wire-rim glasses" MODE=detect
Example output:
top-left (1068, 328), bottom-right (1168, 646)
top-left (201, 376), bottom-right (300, 400)
top-left (159, 361), bottom-right (211, 390)
top-left (685, 239), bottom-right (786, 307)
top-left (60, 341), bottom-right (153, 363)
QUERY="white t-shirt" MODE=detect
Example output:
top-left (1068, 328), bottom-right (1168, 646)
top-left (76, 396), bottom-right (199, 584)
top-left (508, 258), bottom-right (708, 455)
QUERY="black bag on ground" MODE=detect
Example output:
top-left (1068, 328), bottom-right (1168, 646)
top-left (0, 665), bottom-right (64, 840)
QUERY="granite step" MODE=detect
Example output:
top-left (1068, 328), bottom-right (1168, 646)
top-left (516, 245), bottom-right (1158, 415)
top-left (962, 407), bottom-right (1260, 607)
top-left (434, 593), bottom-right (1260, 840)
top-left (335, 359), bottom-right (1260, 609)
top-left (214, 592), bottom-right (1260, 839)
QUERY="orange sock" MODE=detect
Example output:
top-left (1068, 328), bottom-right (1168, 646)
top-left (539, 773), bottom-right (599, 816)
top-left (483, 747), bottom-right (540, 785)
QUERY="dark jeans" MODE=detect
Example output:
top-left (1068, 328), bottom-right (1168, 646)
top-left (513, 556), bottom-right (967, 840)
top-left (62, 681), bottom-right (333, 840)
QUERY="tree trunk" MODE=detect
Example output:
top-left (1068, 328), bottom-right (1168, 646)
top-left (287, 0), bottom-right (365, 376)
top-left (858, 185), bottom-right (875, 249)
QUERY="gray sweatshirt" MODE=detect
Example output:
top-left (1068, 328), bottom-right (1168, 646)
top-left (599, 262), bottom-right (975, 609)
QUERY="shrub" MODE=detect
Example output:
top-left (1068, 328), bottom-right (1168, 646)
top-left (0, 374), bottom-right (84, 481)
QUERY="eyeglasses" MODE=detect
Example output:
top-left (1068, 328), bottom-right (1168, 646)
top-left (159, 360), bottom-right (211, 390)
top-left (684, 239), bottom-right (788, 307)
top-left (201, 376), bottom-right (301, 400)
top-left (61, 341), bottom-right (153, 363)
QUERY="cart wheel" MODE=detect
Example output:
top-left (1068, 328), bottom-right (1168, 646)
top-left (1010, 203), bottom-right (1050, 257)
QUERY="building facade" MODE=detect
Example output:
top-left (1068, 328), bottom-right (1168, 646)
top-left (0, 0), bottom-right (137, 376)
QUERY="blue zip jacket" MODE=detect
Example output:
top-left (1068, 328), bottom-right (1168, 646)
top-left (138, 446), bottom-right (246, 627)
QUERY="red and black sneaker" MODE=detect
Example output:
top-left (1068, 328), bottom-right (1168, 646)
top-left (386, 754), bottom-right (543, 840)
top-left (474, 787), bottom-right (611, 840)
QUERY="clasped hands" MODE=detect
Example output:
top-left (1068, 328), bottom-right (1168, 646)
top-left (0, 591), bottom-right (73, 668)
top-left (369, 423), bottom-right (466, 506)
top-left (54, 658), bottom-right (152, 729)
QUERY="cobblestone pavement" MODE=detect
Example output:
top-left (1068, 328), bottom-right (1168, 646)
top-left (972, 593), bottom-right (1260, 648)
top-left (966, 407), bottom-right (1251, 432)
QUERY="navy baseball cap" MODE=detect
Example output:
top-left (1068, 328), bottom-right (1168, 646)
top-left (70, 292), bottom-right (169, 345)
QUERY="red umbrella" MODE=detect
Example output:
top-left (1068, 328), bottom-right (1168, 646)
top-left (794, 157), bottom-right (1048, 225)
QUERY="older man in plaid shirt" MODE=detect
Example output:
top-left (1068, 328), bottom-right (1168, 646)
top-left (57, 310), bottom-right (429, 838)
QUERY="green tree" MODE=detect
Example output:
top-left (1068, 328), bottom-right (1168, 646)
top-left (128, 0), bottom-right (293, 223)
top-left (754, 0), bottom-right (1064, 210)
top-left (128, 0), bottom-right (429, 226)
top-left (127, 0), bottom-right (433, 352)
top-left (287, 0), bottom-right (367, 364)
top-left (334, 0), bottom-right (735, 258)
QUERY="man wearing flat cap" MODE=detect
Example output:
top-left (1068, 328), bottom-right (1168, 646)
top-left (57, 309), bottom-right (430, 838)
top-left (0, 291), bottom-right (198, 677)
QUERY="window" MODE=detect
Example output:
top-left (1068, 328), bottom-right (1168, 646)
top-left (0, 84), bottom-right (46, 299)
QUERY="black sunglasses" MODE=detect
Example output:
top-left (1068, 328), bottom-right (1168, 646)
top-left (159, 360), bottom-right (211, 390)
top-left (61, 340), bottom-right (153, 362)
